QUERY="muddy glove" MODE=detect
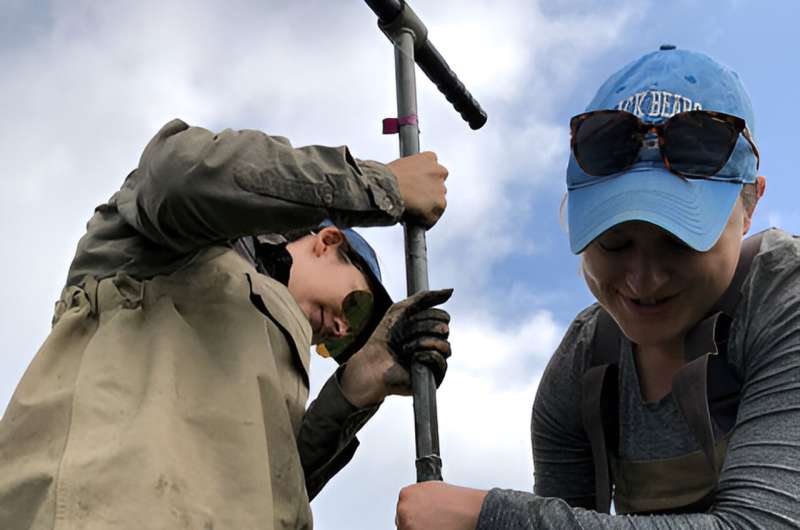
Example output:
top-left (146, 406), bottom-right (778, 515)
top-left (389, 303), bottom-right (451, 387)
top-left (338, 289), bottom-right (453, 408)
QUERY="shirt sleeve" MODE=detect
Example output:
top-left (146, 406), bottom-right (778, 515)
top-left (530, 305), bottom-right (598, 508)
top-left (298, 366), bottom-right (380, 500)
top-left (477, 234), bottom-right (800, 529)
top-left (116, 119), bottom-right (404, 253)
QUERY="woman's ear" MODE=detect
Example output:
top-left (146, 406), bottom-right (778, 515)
top-left (742, 175), bottom-right (766, 234)
top-left (756, 175), bottom-right (766, 201)
top-left (313, 226), bottom-right (346, 256)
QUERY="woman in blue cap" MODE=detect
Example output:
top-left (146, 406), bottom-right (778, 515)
top-left (396, 46), bottom-right (799, 529)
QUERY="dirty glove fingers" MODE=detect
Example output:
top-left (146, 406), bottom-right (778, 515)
top-left (405, 307), bottom-right (450, 326)
top-left (403, 335), bottom-right (451, 359)
top-left (386, 289), bottom-right (452, 343)
top-left (390, 308), bottom-right (451, 360)
top-left (411, 349), bottom-right (449, 387)
top-left (402, 331), bottom-right (450, 387)
top-left (402, 314), bottom-right (450, 341)
top-left (395, 288), bottom-right (453, 315)
top-left (393, 308), bottom-right (450, 343)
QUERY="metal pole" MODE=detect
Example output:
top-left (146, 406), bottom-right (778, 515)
top-left (394, 30), bottom-right (443, 482)
top-left (365, 0), bottom-right (486, 484)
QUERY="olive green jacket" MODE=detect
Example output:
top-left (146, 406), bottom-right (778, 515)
top-left (0, 119), bottom-right (404, 530)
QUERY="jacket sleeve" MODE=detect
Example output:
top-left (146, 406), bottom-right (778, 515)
top-left (116, 119), bottom-right (404, 253)
top-left (298, 367), bottom-right (380, 500)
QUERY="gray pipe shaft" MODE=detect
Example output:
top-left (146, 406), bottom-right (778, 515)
top-left (394, 29), bottom-right (443, 483)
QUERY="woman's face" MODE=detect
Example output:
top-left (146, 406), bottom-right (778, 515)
top-left (286, 228), bottom-right (371, 345)
top-left (581, 199), bottom-right (750, 350)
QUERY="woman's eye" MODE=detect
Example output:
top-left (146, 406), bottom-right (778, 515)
top-left (599, 240), bottom-right (630, 252)
top-left (666, 235), bottom-right (692, 252)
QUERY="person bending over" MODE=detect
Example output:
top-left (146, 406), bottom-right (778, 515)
top-left (0, 119), bottom-right (453, 530)
top-left (396, 46), bottom-right (798, 530)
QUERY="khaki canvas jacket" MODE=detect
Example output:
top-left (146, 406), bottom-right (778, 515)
top-left (0, 119), bottom-right (404, 530)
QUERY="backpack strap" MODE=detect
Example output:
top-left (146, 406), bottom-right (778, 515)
top-left (581, 308), bottom-right (623, 513)
top-left (673, 327), bottom-right (721, 475)
top-left (673, 324), bottom-right (743, 477)
top-left (591, 309), bottom-right (623, 367)
top-left (673, 231), bottom-right (764, 470)
top-left (713, 230), bottom-right (765, 316)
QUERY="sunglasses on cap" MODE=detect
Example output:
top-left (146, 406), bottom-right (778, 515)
top-left (315, 290), bottom-right (374, 359)
top-left (569, 110), bottom-right (760, 182)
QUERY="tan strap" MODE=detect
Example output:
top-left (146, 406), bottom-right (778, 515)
top-left (673, 353), bottom-right (718, 474)
top-left (582, 309), bottom-right (623, 512)
top-left (581, 363), bottom-right (618, 514)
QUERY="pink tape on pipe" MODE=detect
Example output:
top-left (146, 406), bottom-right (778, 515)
top-left (382, 115), bottom-right (418, 134)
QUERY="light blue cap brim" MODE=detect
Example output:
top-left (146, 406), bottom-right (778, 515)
top-left (567, 165), bottom-right (742, 254)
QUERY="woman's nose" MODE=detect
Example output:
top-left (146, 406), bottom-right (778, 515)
top-left (624, 253), bottom-right (671, 297)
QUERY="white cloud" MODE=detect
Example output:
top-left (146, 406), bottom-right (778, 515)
top-left (767, 211), bottom-right (783, 228)
top-left (309, 308), bottom-right (564, 525)
top-left (752, 208), bottom-right (799, 235)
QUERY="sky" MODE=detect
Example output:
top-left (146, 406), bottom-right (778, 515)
top-left (2, 0), bottom-right (799, 528)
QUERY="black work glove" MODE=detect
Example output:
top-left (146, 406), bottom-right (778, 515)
top-left (389, 293), bottom-right (451, 387)
top-left (338, 289), bottom-right (453, 407)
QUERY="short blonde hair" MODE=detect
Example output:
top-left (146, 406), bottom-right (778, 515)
top-left (740, 182), bottom-right (757, 212)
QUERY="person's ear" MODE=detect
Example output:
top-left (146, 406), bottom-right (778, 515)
top-left (313, 226), bottom-right (346, 257)
top-left (756, 174), bottom-right (766, 201)
top-left (742, 175), bottom-right (766, 234)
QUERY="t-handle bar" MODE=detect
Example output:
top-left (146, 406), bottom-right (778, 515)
top-left (365, 0), bottom-right (488, 130)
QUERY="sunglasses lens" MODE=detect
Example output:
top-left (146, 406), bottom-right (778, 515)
top-left (662, 112), bottom-right (739, 176)
top-left (573, 112), bottom-right (642, 176)
top-left (342, 290), bottom-right (374, 335)
top-left (319, 290), bottom-right (374, 360)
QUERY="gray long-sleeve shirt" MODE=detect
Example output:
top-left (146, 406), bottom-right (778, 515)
top-left (477, 229), bottom-right (800, 529)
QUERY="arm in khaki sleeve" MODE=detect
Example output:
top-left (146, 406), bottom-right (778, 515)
top-left (117, 119), bottom-right (404, 252)
top-left (298, 367), bottom-right (380, 500)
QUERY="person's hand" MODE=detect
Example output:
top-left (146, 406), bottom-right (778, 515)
top-left (387, 152), bottom-right (448, 229)
top-left (339, 289), bottom-right (452, 407)
top-left (396, 482), bottom-right (488, 530)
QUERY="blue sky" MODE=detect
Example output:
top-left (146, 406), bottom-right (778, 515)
top-left (493, 0), bottom-right (800, 325)
top-left (1, 1), bottom-right (798, 528)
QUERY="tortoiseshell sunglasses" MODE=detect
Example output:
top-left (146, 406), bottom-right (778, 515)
top-left (570, 110), bottom-right (760, 180)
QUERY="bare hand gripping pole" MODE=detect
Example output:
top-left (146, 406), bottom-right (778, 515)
top-left (364, 0), bottom-right (487, 483)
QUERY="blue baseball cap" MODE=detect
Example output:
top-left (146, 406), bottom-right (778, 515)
top-left (318, 219), bottom-right (393, 362)
top-left (566, 45), bottom-right (759, 253)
